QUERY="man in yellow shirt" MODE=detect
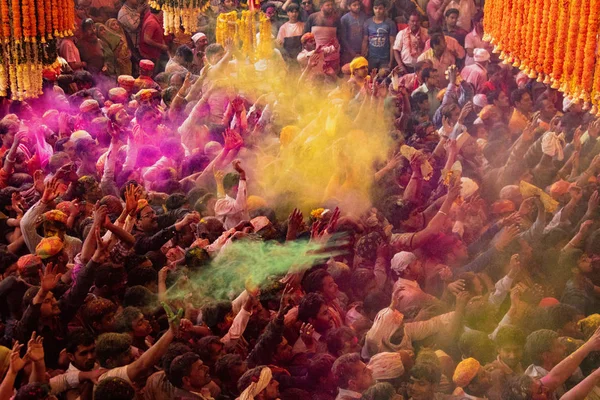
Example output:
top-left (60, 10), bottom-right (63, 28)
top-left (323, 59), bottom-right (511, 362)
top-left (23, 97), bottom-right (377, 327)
top-left (508, 88), bottom-right (533, 138)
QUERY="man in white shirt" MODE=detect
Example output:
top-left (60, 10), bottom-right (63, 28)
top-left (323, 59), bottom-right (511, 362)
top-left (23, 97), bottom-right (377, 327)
top-left (214, 160), bottom-right (249, 230)
top-left (332, 353), bottom-right (374, 400)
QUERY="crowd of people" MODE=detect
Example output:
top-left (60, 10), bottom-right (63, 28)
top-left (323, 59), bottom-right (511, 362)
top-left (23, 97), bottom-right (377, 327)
top-left (0, 0), bottom-right (600, 399)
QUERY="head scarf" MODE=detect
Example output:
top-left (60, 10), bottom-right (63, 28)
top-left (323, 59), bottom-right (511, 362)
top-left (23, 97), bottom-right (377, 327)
top-left (390, 252), bottom-right (417, 276)
top-left (549, 180), bottom-right (572, 198)
top-left (44, 209), bottom-right (68, 225)
top-left (491, 200), bottom-right (515, 214)
top-left (364, 308), bottom-right (405, 356)
top-left (71, 130), bottom-right (93, 141)
top-left (80, 99), bottom-right (100, 113)
top-left (139, 59), bottom-right (155, 71)
top-left (192, 32), bottom-right (207, 43)
top-left (349, 57), bottom-right (369, 76)
top-left (108, 87), bottom-right (129, 103)
top-left (107, 103), bottom-right (126, 119)
top-left (118, 75), bottom-right (135, 91)
top-left (136, 199), bottom-right (149, 214)
top-left (541, 131), bottom-right (566, 161)
top-left (56, 201), bottom-right (72, 216)
top-left (36, 236), bottom-right (65, 259)
top-left (237, 367), bottom-right (273, 400)
top-left (472, 94), bottom-right (488, 108)
top-left (355, 232), bottom-right (384, 262)
top-left (95, 22), bottom-right (121, 51)
top-left (368, 352), bottom-right (405, 380)
top-left (250, 216), bottom-right (271, 232)
top-left (453, 357), bottom-right (480, 388)
top-left (300, 32), bottom-right (314, 45)
top-left (17, 255), bottom-right (42, 272)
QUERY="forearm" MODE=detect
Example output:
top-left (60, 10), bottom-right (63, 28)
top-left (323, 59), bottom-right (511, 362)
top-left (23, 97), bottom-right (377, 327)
top-left (20, 200), bottom-right (46, 252)
top-left (30, 360), bottom-right (47, 383)
top-left (403, 172), bottom-right (422, 202)
top-left (561, 368), bottom-right (600, 400)
top-left (129, 329), bottom-right (174, 381)
top-left (105, 222), bottom-right (135, 247)
top-left (0, 371), bottom-right (17, 400)
top-left (544, 343), bottom-right (592, 392)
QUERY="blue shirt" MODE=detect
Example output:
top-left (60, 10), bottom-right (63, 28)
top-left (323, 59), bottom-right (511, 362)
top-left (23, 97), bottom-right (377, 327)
top-left (363, 17), bottom-right (397, 60)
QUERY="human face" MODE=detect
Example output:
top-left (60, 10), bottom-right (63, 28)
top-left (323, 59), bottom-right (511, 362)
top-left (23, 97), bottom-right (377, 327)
top-left (266, 6), bottom-right (277, 19)
top-left (541, 99), bottom-right (557, 120)
top-left (530, 378), bottom-right (550, 400)
top-left (131, 313), bottom-right (152, 337)
top-left (263, 379), bottom-right (280, 400)
top-left (196, 36), bottom-right (209, 52)
top-left (517, 93), bottom-right (533, 113)
top-left (188, 360), bottom-right (212, 389)
top-left (115, 109), bottom-right (132, 126)
top-left (223, 0), bottom-right (234, 9)
top-left (496, 91), bottom-right (509, 108)
top-left (40, 292), bottom-right (61, 317)
top-left (287, 9), bottom-right (299, 22)
top-left (445, 13), bottom-right (458, 28)
top-left (373, 4), bottom-right (385, 18)
top-left (321, 275), bottom-right (339, 301)
top-left (407, 377), bottom-right (435, 400)
top-left (96, 311), bottom-right (116, 333)
top-left (351, 361), bottom-right (374, 392)
top-left (138, 205), bottom-right (159, 231)
top-left (69, 343), bottom-right (97, 371)
top-left (426, 70), bottom-right (439, 89)
top-left (311, 304), bottom-right (333, 333)
top-left (305, 37), bottom-right (317, 51)
top-left (408, 15), bottom-right (420, 32)
top-left (499, 344), bottom-right (522, 370)
top-left (349, 1), bottom-right (360, 13)
top-left (321, 1), bottom-right (334, 15)
top-left (140, 110), bottom-right (161, 131)
top-left (578, 253), bottom-right (593, 273)
top-left (433, 40), bottom-right (446, 57)
top-left (275, 337), bottom-right (294, 363)
top-left (404, 259), bottom-right (423, 281)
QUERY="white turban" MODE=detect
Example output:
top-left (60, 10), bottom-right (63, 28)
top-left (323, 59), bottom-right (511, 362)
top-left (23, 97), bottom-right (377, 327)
top-left (390, 252), bottom-right (417, 276)
top-left (460, 177), bottom-right (479, 199)
top-left (541, 131), bottom-right (566, 161)
top-left (237, 367), bottom-right (273, 400)
top-left (192, 32), bottom-right (206, 43)
top-left (368, 352), bottom-right (405, 380)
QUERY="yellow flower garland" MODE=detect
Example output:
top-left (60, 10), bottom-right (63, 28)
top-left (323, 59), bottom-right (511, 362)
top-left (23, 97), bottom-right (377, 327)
top-left (582, 0), bottom-right (599, 103)
top-left (534, 0), bottom-right (550, 81)
top-left (570, 0), bottom-right (591, 99)
top-left (560, 0), bottom-right (581, 92)
top-left (526, 0), bottom-right (543, 78)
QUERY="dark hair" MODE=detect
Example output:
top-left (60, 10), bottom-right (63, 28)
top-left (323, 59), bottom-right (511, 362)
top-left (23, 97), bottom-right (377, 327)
top-left (332, 353), bottom-right (362, 389)
top-left (326, 327), bottom-right (356, 357)
top-left (75, 137), bottom-right (96, 156)
top-left (525, 329), bottom-right (559, 366)
top-left (127, 266), bottom-right (158, 288)
top-left (308, 353), bottom-right (335, 381)
top-left (0, 248), bottom-right (18, 275)
top-left (215, 354), bottom-right (244, 382)
top-left (410, 362), bottom-right (441, 384)
top-left (360, 382), bottom-right (396, 400)
top-left (502, 375), bottom-right (536, 400)
top-left (409, 11), bottom-right (421, 20)
top-left (15, 383), bottom-right (51, 400)
top-left (511, 88), bottom-right (530, 105)
top-left (81, 298), bottom-right (118, 329)
top-left (297, 292), bottom-right (327, 323)
top-left (223, 172), bottom-right (240, 191)
top-left (94, 377), bottom-right (135, 400)
top-left (196, 335), bottom-right (223, 362)
top-left (161, 342), bottom-right (193, 375)
top-left (430, 35), bottom-right (444, 48)
top-left (373, 0), bottom-right (387, 7)
top-left (444, 7), bottom-right (459, 17)
top-left (96, 333), bottom-right (132, 367)
top-left (472, 10), bottom-right (484, 23)
top-left (94, 263), bottom-right (126, 289)
top-left (134, 105), bottom-right (156, 123)
top-left (363, 292), bottom-right (389, 317)
top-left (114, 307), bottom-right (144, 334)
top-left (166, 193), bottom-right (187, 211)
top-left (82, 18), bottom-right (95, 30)
top-left (205, 43), bottom-right (225, 60)
top-left (495, 325), bottom-right (526, 349)
top-left (74, 70), bottom-right (95, 86)
top-left (459, 330), bottom-right (496, 364)
top-left (302, 269), bottom-right (330, 293)
top-left (201, 302), bottom-right (233, 333)
top-left (169, 352), bottom-right (202, 388)
top-left (421, 67), bottom-right (437, 82)
top-left (546, 304), bottom-right (581, 331)
top-left (66, 328), bottom-right (96, 354)
top-left (185, 247), bottom-right (211, 271)
top-left (123, 285), bottom-right (157, 309)
top-left (287, 3), bottom-right (300, 11)
top-left (175, 45), bottom-right (194, 63)
top-left (411, 91), bottom-right (429, 108)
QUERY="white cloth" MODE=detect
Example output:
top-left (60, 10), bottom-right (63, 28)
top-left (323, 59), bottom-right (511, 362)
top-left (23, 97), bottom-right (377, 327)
top-left (541, 131), bottom-right (566, 161)
top-left (368, 352), bottom-right (405, 379)
top-left (214, 179), bottom-right (249, 230)
top-left (390, 251), bottom-right (417, 275)
top-left (237, 367), bottom-right (273, 400)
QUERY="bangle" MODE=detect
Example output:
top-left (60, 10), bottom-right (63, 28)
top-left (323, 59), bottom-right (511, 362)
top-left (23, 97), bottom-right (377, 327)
top-left (438, 210), bottom-right (448, 216)
top-left (5, 155), bottom-right (16, 163)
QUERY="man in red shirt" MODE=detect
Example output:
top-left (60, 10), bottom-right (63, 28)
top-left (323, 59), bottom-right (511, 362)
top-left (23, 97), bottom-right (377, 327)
top-left (139, 8), bottom-right (169, 73)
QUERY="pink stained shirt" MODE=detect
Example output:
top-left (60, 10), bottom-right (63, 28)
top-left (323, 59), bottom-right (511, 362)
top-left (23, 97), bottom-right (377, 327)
top-left (464, 28), bottom-right (493, 66)
top-left (393, 26), bottom-right (429, 68)
top-left (460, 62), bottom-right (488, 93)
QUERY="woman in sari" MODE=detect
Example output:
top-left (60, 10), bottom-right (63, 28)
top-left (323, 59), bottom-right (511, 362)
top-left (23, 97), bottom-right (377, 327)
top-left (97, 20), bottom-right (133, 76)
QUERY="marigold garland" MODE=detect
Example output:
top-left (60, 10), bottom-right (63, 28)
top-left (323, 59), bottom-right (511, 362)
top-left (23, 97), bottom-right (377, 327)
top-left (485, 0), bottom-right (600, 114)
top-left (150, 0), bottom-right (211, 35)
top-left (0, 0), bottom-right (72, 99)
top-left (215, 10), bottom-right (272, 61)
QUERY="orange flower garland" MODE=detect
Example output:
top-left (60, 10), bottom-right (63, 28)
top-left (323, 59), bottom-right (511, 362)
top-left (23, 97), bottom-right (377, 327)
top-left (582, 0), bottom-right (599, 102)
top-left (510, 0), bottom-right (524, 66)
top-left (526, 0), bottom-right (544, 78)
top-left (521, 0), bottom-right (538, 71)
top-left (570, 0), bottom-right (590, 98)
top-left (541, 0), bottom-right (558, 81)
top-left (482, 0), bottom-right (493, 41)
top-left (496, 0), bottom-right (512, 56)
top-left (0, 0), bottom-right (75, 99)
top-left (504, 0), bottom-right (518, 63)
top-left (550, 0), bottom-right (569, 88)
top-left (534, 0), bottom-right (550, 80)
top-left (560, 0), bottom-right (581, 92)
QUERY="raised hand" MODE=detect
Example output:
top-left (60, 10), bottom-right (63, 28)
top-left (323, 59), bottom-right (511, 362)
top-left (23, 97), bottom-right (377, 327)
top-left (278, 284), bottom-right (295, 316)
top-left (39, 263), bottom-right (63, 293)
top-left (124, 185), bottom-right (140, 217)
top-left (11, 192), bottom-right (25, 217)
top-left (299, 322), bottom-right (315, 345)
top-left (588, 190), bottom-right (599, 214)
top-left (93, 204), bottom-right (109, 228)
top-left (589, 119), bottom-right (600, 139)
top-left (8, 341), bottom-right (27, 374)
top-left (447, 279), bottom-right (465, 296)
top-left (495, 224), bottom-right (520, 250)
top-left (287, 208), bottom-right (304, 234)
top-left (41, 178), bottom-right (61, 204)
top-left (26, 332), bottom-right (45, 362)
top-left (92, 227), bottom-right (110, 263)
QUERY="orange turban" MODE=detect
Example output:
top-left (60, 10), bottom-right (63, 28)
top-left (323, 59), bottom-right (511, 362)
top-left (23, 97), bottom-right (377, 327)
top-left (35, 236), bottom-right (65, 259)
top-left (44, 210), bottom-right (68, 225)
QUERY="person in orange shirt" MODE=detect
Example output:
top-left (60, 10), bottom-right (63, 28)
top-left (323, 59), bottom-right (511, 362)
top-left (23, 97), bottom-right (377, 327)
top-left (508, 88), bottom-right (533, 138)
